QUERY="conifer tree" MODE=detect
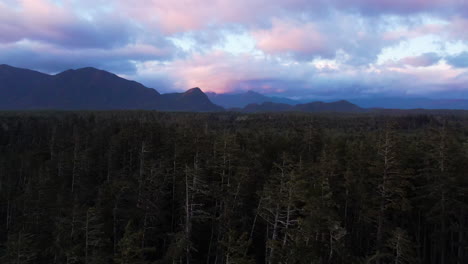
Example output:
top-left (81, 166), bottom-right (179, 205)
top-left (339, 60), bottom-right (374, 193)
top-left (385, 228), bottom-right (416, 264)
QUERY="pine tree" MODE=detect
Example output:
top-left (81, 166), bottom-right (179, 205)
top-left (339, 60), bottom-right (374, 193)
top-left (259, 153), bottom-right (304, 264)
top-left (114, 221), bottom-right (147, 264)
top-left (84, 207), bottom-right (106, 264)
top-left (221, 230), bottom-right (254, 264)
top-left (370, 122), bottom-right (412, 262)
top-left (2, 231), bottom-right (37, 264)
top-left (385, 228), bottom-right (416, 264)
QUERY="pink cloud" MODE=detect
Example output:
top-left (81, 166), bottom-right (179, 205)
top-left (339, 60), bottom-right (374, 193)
top-left (384, 62), bottom-right (468, 94)
top-left (0, 0), bottom-right (69, 42)
top-left (132, 49), bottom-right (468, 98)
top-left (116, 0), bottom-right (468, 35)
top-left (252, 19), bottom-right (331, 59)
top-left (117, 0), bottom-right (279, 34)
top-left (163, 51), bottom-right (273, 93)
top-left (384, 53), bottom-right (442, 67)
top-left (449, 17), bottom-right (468, 40)
top-left (135, 50), bottom-right (314, 93)
top-left (401, 55), bottom-right (439, 67)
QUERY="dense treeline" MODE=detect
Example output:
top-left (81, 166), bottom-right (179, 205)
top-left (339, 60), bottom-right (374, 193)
top-left (0, 111), bottom-right (467, 264)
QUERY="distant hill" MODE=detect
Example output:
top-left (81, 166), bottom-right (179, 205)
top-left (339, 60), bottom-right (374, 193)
top-left (243, 102), bottom-right (293, 112)
top-left (207, 90), bottom-right (300, 108)
top-left (0, 65), bottom-right (222, 111)
top-left (207, 89), bottom-right (468, 110)
top-left (349, 97), bottom-right (468, 110)
top-left (241, 100), bottom-right (364, 113)
top-left (295, 100), bottom-right (363, 112)
top-left (160, 88), bottom-right (224, 112)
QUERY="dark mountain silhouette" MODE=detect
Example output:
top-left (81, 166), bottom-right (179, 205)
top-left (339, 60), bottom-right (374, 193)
top-left (295, 100), bottom-right (363, 112)
top-left (243, 102), bottom-right (293, 112)
top-left (40, 67), bottom-right (161, 109)
top-left (207, 90), bottom-right (300, 108)
top-left (208, 89), bottom-right (468, 110)
top-left (0, 64), bottom-right (51, 108)
top-left (5, 64), bottom-right (466, 113)
top-left (241, 100), bottom-right (364, 113)
top-left (160, 88), bottom-right (224, 112)
top-left (0, 65), bottom-right (222, 111)
top-left (349, 97), bottom-right (468, 110)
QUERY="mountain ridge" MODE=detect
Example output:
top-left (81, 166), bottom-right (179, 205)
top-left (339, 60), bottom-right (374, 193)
top-left (0, 65), bottom-right (221, 111)
top-left (208, 90), bottom-right (468, 110)
top-left (207, 90), bottom-right (300, 108)
top-left (4, 64), bottom-right (467, 112)
top-left (241, 100), bottom-right (364, 113)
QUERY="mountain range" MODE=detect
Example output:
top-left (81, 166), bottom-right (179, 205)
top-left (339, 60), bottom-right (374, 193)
top-left (208, 89), bottom-right (468, 110)
top-left (0, 65), bottom-right (363, 112)
top-left (206, 90), bottom-right (299, 108)
top-left (347, 97), bottom-right (468, 110)
top-left (0, 64), bottom-right (222, 111)
top-left (241, 100), bottom-right (363, 113)
top-left (2, 64), bottom-right (468, 112)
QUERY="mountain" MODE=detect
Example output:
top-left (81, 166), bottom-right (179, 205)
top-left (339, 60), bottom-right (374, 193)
top-left (6, 64), bottom-right (466, 113)
top-left (0, 64), bottom-right (51, 108)
top-left (0, 65), bottom-right (222, 111)
top-left (241, 100), bottom-right (364, 113)
top-left (243, 102), bottom-right (293, 112)
top-left (349, 97), bottom-right (468, 110)
top-left (208, 89), bottom-right (468, 110)
top-left (159, 88), bottom-right (224, 112)
top-left (207, 90), bottom-right (300, 108)
top-left (295, 100), bottom-right (364, 112)
top-left (38, 67), bottom-right (161, 109)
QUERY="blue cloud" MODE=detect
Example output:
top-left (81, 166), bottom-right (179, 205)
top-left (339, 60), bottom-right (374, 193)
top-left (446, 52), bottom-right (468, 68)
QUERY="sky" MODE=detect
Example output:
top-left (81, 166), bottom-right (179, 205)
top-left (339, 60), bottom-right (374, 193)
top-left (1, 0), bottom-right (468, 99)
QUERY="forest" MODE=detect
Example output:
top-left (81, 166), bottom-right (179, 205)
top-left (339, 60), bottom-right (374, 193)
top-left (0, 111), bottom-right (467, 264)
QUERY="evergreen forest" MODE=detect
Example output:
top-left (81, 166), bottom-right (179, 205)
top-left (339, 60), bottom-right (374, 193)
top-left (0, 111), bottom-right (467, 264)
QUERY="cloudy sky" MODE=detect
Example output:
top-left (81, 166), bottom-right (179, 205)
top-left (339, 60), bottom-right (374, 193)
top-left (1, 0), bottom-right (468, 99)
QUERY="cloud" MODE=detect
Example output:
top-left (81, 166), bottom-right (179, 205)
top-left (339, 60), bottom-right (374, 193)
top-left (334, 0), bottom-right (468, 16)
top-left (128, 49), bottom-right (468, 100)
top-left (135, 50), bottom-right (317, 93)
top-left (252, 19), bottom-right (332, 60)
top-left (0, 41), bottom-right (174, 74)
top-left (446, 52), bottom-right (468, 68)
top-left (448, 17), bottom-right (468, 41)
top-left (0, 0), bottom-right (137, 49)
top-left (115, 0), bottom-right (329, 34)
top-left (0, 0), bottom-right (177, 74)
top-left (1, 0), bottom-right (468, 98)
top-left (250, 14), bottom-right (405, 64)
top-left (382, 23), bottom-right (445, 42)
top-left (391, 53), bottom-right (442, 67)
top-left (382, 17), bottom-right (468, 43)
top-left (115, 0), bottom-right (468, 34)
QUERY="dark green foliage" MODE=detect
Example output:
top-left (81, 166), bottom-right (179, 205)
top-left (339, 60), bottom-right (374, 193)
top-left (0, 111), bottom-right (467, 264)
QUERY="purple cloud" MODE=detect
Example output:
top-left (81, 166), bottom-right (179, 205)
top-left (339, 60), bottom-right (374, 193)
top-left (0, 41), bottom-right (174, 74)
top-left (0, 0), bottom-right (138, 49)
top-left (393, 53), bottom-right (442, 67)
top-left (334, 0), bottom-right (468, 16)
